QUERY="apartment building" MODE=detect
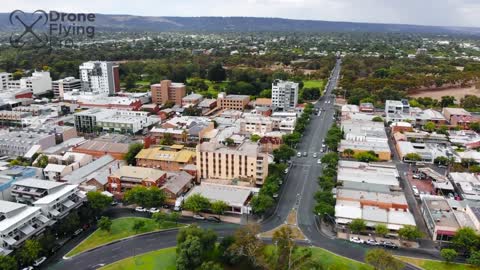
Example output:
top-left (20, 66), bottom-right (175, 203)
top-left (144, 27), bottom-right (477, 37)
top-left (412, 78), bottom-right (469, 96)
top-left (196, 141), bottom-right (269, 186)
top-left (42, 152), bottom-right (93, 181)
top-left (8, 71), bottom-right (52, 95)
top-left (52, 77), bottom-right (81, 99)
top-left (385, 99), bottom-right (411, 123)
top-left (182, 93), bottom-right (203, 107)
top-left (107, 166), bottom-right (167, 196)
top-left (0, 111), bottom-right (32, 127)
top-left (79, 61), bottom-right (120, 95)
top-left (217, 92), bottom-right (250, 111)
top-left (0, 200), bottom-right (51, 255)
top-left (442, 108), bottom-right (476, 128)
top-left (0, 131), bottom-right (56, 158)
top-left (151, 80), bottom-right (186, 106)
top-left (0, 72), bottom-right (12, 91)
top-left (136, 145), bottom-right (196, 171)
top-left (271, 80), bottom-right (299, 110)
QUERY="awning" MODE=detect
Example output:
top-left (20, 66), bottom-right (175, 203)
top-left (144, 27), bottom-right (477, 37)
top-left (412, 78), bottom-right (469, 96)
top-left (49, 209), bottom-right (61, 217)
top-left (37, 215), bottom-right (50, 223)
top-left (62, 200), bottom-right (75, 208)
top-left (19, 224), bottom-right (35, 235)
top-left (387, 224), bottom-right (402, 231)
top-left (436, 230), bottom-right (456, 236)
top-left (3, 237), bottom-right (16, 245)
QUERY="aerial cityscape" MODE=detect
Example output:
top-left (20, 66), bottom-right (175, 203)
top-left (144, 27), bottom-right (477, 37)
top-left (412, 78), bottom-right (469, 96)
top-left (0, 1), bottom-right (480, 270)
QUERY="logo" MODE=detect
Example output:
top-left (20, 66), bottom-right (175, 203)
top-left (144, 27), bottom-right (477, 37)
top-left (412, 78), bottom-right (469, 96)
top-left (9, 10), bottom-right (96, 49)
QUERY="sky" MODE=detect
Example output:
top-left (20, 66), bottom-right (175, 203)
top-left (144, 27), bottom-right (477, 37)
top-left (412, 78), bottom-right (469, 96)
top-left (1, 0), bottom-right (480, 28)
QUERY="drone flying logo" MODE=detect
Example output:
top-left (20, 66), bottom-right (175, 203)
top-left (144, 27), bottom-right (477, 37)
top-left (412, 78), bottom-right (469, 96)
top-left (9, 10), bottom-right (49, 48)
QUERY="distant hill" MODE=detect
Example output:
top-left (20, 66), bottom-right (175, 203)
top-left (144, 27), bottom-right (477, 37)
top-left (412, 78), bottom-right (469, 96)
top-left (1, 13), bottom-right (480, 35)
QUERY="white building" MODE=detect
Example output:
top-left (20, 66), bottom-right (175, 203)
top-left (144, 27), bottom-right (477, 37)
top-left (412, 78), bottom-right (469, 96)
top-left (0, 200), bottom-right (51, 255)
top-left (79, 61), bottom-right (119, 95)
top-left (8, 71), bottom-right (52, 95)
top-left (385, 99), bottom-right (411, 123)
top-left (272, 80), bottom-right (299, 110)
top-left (0, 72), bottom-right (12, 91)
top-left (52, 77), bottom-right (81, 99)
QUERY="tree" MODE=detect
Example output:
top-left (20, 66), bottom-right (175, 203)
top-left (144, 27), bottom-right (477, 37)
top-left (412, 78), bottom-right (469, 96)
top-left (251, 194), bottom-right (275, 215)
top-left (301, 87), bottom-right (321, 101)
top-left (250, 134), bottom-right (261, 142)
top-left (404, 153), bottom-right (422, 162)
top-left (97, 216), bottom-right (112, 232)
top-left (434, 156), bottom-right (450, 166)
top-left (225, 137), bottom-right (235, 146)
top-left (452, 227), bottom-right (480, 255)
top-left (441, 96), bottom-right (456, 107)
top-left (33, 155), bottom-right (49, 168)
top-left (132, 219), bottom-right (146, 233)
top-left (160, 133), bottom-right (175, 145)
top-left (199, 261), bottom-right (223, 270)
top-left (467, 250), bottom-right (480, 267)
top-left (365, 249), bottom-right (404, 270)
top-left (152, 212), bottom-right (168, 225)
top-left (177, 224), bottom-right (217, 252)
top-left (176, 235), bottom-right (204, 270)
top-left (17, 239), bottom-right (41, 266)
top-left (183, 106), bottom-right (202, 116)
top-left (372, 116), bottom-right (384, 122)
top-left (229, 224), bottom-right (266, 268)
top-left (343, 148), bottom-right (355, 158)
top-left (0, 255), bottom-right (17, 270)
top-left (321, 152), bottom-right (339, 167)
top-left (124, 73), bottom-right (138, 91)
top-left (124, 142), bottom-right (143, 165)
top-left (315, 202), bottom-right (335, 218)
top-left (168, 212), bottom-right (181, 225)
top-left (57, 211), bottom-right (80, 236)
top-left (183, 194), bottom-right (211, 214)
top-left (398, 225), bottom-right (423, 241)
top-left (375, 224), bottom-right (389, 237)
top-left (349, 219), bottom-right (366, 234)
top-left (424, 121), bottom-right (436, 133)
top-left (86, 191), bottom-right (113, 215)
top-left (469, 122), bottom-right (480, 132)
top-left (440, 248), bottom-right (457, 263)
top-left (354, 151), bottom-right (379, 162)
top-left (273, 144), bottom-right (296, 163)
top-left (207, 63), bottom-right (226, 82)
top-left (211, 200), bottom-right (229, 218)
top-left (124, 186), bottom-right (166, 208)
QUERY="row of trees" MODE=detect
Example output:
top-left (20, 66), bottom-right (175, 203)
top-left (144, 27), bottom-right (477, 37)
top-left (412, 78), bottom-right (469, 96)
top-left (182, 194), bottom-right (229, 217)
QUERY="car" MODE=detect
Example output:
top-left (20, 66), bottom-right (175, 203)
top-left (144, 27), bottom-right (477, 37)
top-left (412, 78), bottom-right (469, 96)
top-left (273, 193), bottom-right (279, 198)
top-left (322, 143), bottom-right (326, 148)
top-left (412, 174), bottom-right (422, 179)
top-left (284, 168), bottom-right (289, 174)
top-left (349, 237), bottom-right (364, 244)
top-left (135, 206), bottom-right (146, 212)
top-left (111, 201), bottom-right (118, 206)
top-left (313, 153), bottom-right (317, 158)
top-left (279, 180), bottom-right (283, 185)
top-left (206, 216), bottom-right (221, 223)
top-left (33, 257), bottom-right (47, 267)
top-left (193, 214), bottom-right (205, 220)
top-left (73, 228), bottom-right (83, 236)
top-left (412, 185), bottom-right (419, 196)
top-left (317, 159), bottom-right (322, 164)
top-left (149, 208), bottom-right (160, 213)
top-left (380, 241), bottom-right (398, 249)
top-left (365, 239), bottom-right (378, 246)
top-left (297, 152), bottom-right (302, 157)
top-left (448, 193), bottom-right (454, 199)
top-left (21, 267), bottom-right (33, 270)
top-left (303, 152), bottom-right (308, 157)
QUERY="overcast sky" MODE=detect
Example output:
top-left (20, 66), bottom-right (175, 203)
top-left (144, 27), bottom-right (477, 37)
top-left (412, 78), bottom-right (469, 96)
top-left (2, 0), bottom-right (480, 27)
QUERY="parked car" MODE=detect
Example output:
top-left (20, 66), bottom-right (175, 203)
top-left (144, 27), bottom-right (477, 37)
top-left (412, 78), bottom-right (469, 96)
top-left (21, 267), bottom-right (33, 270)
top-left (380, 241), bottom-right (398, 249)
top-left (193, 214), bottom-right (205, 220)
top-left (206, 216), bottom-right (221, 223)
top-left (273, 193), bottom-right (279, 198)
top-left (412, 186), bottom-right (419, 196)
top-left (317, 159), bottom-right (322, 164)
top-left (412, 174), bottom-right (422, 179)
top-left (448, 193), bottom-right (454, 199)
top-left (111, 201), bottom-right (118, 206)
top-left (33, 257), bottom-right (47, 267)
top-left (297, 152), bottom-right (302, 157)
top-left (73, 228), bottom-right (83, 236)
top-left (284, 168), bottom-right (289, 174)
top-left (349, 237), bottom-right (364, 244)
top-left (313, 153), bottom-right (317, 158)
top-left (149, 208), bottom-right (160, 213)
top-left (365, 239), bottom-right (378, 246)
top-left (303, 152), bottom-right (308, 157)
top-left (135, 207), bottom-right (146, 212)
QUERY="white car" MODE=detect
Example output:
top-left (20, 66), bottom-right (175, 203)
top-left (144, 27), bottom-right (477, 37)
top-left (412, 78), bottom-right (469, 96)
top-left (284, 168), bottom-right (289, 174)
top-left (349, 237), bottom-right (364, 244)
top-left (21, 267), bottom-right (33, 270)
top-left (317, 159), bottom-right (322, 164)
top-left (149, 208), bottom-right (160, 213)
top-left (135, 207), bottom-right (146, 212)
top-left (412, 186), bottom-right (420, 196)
top-left (193, 214), bottom-right (205, 220)
top-left (413, 174), bottom-right (422, 179)
top-left (366, 239), bottom-right (378, 246)
top-left (313, 153), bottom-right (317, 158)
top-left (33, 257), bottom-right (46, 267)
top-left (297, 152), bottom-right (302, 157)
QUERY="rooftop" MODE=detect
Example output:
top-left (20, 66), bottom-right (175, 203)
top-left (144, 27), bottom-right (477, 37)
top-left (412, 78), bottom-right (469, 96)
top-left (135, 147), bottom-right (195, 162)
top-left (111, 166), bottom-right (166, 181)
top-left (337, 160), bottom-right (399, 187)
top-left (14, 178), bottom-right (65, 190)
top-left (33, 184), bottom-right (78, 205)
top-left (62, 155), bottom-right (117, 185)
top-left (74, 140), bottom-right (129, 154)
top-left (185, 183), bottom-right (253, 207)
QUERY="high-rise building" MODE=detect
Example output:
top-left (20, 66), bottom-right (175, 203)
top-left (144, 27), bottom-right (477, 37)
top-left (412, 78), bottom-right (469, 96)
top-left (79, 61), bottom-right (120, 95)
top-left (151, 80), bottom-right (186, 106)
top-left (7, 71), bottom-right (52, 95)
top-left (272, 80), bottom-right (299, 110)
top-left (52, 77), bottom-right (81, 99)
top-left (0, 72), bottom-right (12, 91)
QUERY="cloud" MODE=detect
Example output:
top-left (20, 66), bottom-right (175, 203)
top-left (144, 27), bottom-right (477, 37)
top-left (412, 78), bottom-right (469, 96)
top-left (0, 0), bottom-right (478, 27)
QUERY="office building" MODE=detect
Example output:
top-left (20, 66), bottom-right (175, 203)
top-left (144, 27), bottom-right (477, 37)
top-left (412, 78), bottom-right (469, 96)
top-left (52, 77), bottom-right (81, 99)
top-left (8, 71), bottom-right (52, 95)
top-left (79, 61), bottom-right (120, 95)
top-left (217, 92), bottom-right (250, 111)
top-left (136, 145), bottom-right (196, 171)
top-left (182, 93), bottom-right (203, 107)
top-left (0, 72), bottom-right (12, 91)
top-left (0, 131), bottom-right (56, 158)
top-left (272, 80), bottom-right (299, 110)
top-left (151, 80), bottom-right (186, 106)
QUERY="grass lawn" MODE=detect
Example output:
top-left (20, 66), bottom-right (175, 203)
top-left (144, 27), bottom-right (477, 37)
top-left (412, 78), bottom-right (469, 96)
top-left (99, 247), bottom-right (176, 270)
top-left (397, 256), bottom-right (479, 270)
top-left (67, 217), bottom-right (181, 257)
top-left (310, 247), bottom-right (372, 270)
top-left (303, 80), bottom-right (325, 89)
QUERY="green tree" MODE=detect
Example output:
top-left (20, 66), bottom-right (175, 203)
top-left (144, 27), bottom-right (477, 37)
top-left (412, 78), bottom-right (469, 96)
top-left (469, 122), bottom-right (480, 132)
top-left (57, 211), bottom-right (80, 236)
top-left (33, 155), bottom-right (49, 168)
top-left (123, 142), bottom-right (144, 165)
top-left (225, 137), bottom-right (235, 146)
top-left (152, 212), bottom-right (168, 225)
top-left (168, 212), bottom-right (181, 225)
top-left (17, 239), bottom-right (41, 266)
top-left (250, 134), bottom-right (261, 142)
top-left (321, 152), bottom-right (339, 167)
top-left (452, 227), bottom-right (480, 255)
top-left (176, 235), bottom-right (204, 270)
top-left (211, 200), bottom-right (229, 218)
top-left (97, 216), bottom-right (112, 232)
top-left (342, 148), bottom-right (355, 158)
top-left (207, 63), bottom-right (226, 82)
top-left (183, 194), bottom-right (211, 214)
top-left (375, 224), bottom-right (389, 237)
top-left (176, 224), bottom-right (217, 255)
top-left (424, 121), bottom-right (436, 133)
top-left (467, 250), bottom-right (480, 267)
top-left (251, 194), bottom-right (275, 215)
top-left (315, 202), bottom-right (335, 218)
top-left (440, 248), bottom-right (457, 263)
top-left (199, 261), bottom-right (223, 270)
top-left (404, 153), bottom-right (422, 162)
top-left (160, 133), bottom-right (175, 145)
top-left (434, 156), bottom-right (450, 166)
top-left (441, 96), bottom-right (456, 107)
top-left (398, 225), bottom-right (423, 241)
top-left (273, 144), bottom-right (296, 163)
top-left (0, 255), bottom-right (17, 270)
top-left (132, 219), bottom-right (146, 233)
top-left (354, 151), bottom-right (379, 162)
top-left (229, 224), bottom-right (266, 268)
top-left (124, 186), bottom-right (166, 208)
top-left (372, 116), bottom-right (384, 122)
top-left (86, 191), bottom-right (113, 215)
top-left (348, 218), bottom-right (366, 234)
top-left (365, 249), bottom-right (404, 270)
top-left (124, 73), bottom-right (139, 91)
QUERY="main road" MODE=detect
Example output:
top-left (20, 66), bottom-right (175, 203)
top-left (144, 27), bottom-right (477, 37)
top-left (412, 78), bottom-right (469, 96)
top-left (46, 59), bottom-right (436, 269)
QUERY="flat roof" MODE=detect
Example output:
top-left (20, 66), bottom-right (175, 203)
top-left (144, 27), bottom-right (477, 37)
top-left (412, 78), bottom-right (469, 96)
top-left (33, 184), bottom-right (78, 205)
top-left (62, 155), bottom-right (116, 185)
top-left (111, 166), bottom-right (166, 181)
top-left (185, 183), bottom-right (252, 208)
top-left (74, 140), bottom-right (129, 153)
top-left (14, 178), bottom-right (65, 190)
top-left (337, 160), bottom-right (399, 187)
top-left (0, 203), bottom-right (41, 232)
top-left (135, 148), bottom-right (195, 163)
top-left (337, 188), bottom-right (407, 205)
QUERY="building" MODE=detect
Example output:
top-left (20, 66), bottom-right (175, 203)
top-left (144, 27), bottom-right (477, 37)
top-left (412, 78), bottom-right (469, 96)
top-left (359, 103), bottom-right (375, 113)
top-left (71, 139), bottom-right (129, 160)
top-left (95, 110), bottom-right (158, 134)
top-left (79, 61), bottom-right (120, 95)
top-left (161, 171), bottom-right (194, 203)
top-left (42, 152), bottom-right (93, 181)
top-left (198, 99), bottom-right (217, 113)
top-left (52, 77), bottom-right (81, 99)
top-left (0, 111), bottom-right (32, 127)
top-left (136, 145), bottom-right (196, 171)
top-left (0, 72), bottom-right (12, 91)
top-left (0, 166), bottom-right (43, 201)
top-left (74, 109), bottom-right (115, 133)
top-left (442, 108), bottom-right (475, 128)
top-left (414, 109), bottom-right (447, 126)
top-left (271, 80), bottom-right (299, 110)
top-left (449, 173), bottom-right (480, 202)
top-left (150, 116), bottom-right (214, 145)
top-left (107, 166), bottom-right (167, 197)
top-left (421, 196), bottom-right (461, 241)
top-left (0, 131), bottom-right (56, 158)
top-left (385, 99), bottom-right (410, 123)
top-left (11, 178), bottom-right (85, 220)
top-left (337, 160), bottom-right (399, 189)
top-left (8, 71), bottom-right (52, 95)
top-left (217, 92), bottom-right (250, 111)
top-left (151, 80), bottom-right (186, 106)
top-left (182, 93), bottom-right (203, 107)
top-left (0, 200), bottom-right (51, 255)
top-left (449, 130), bottom-right (480, 149)
top-left (196, 141), bottom-right (269, 186)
